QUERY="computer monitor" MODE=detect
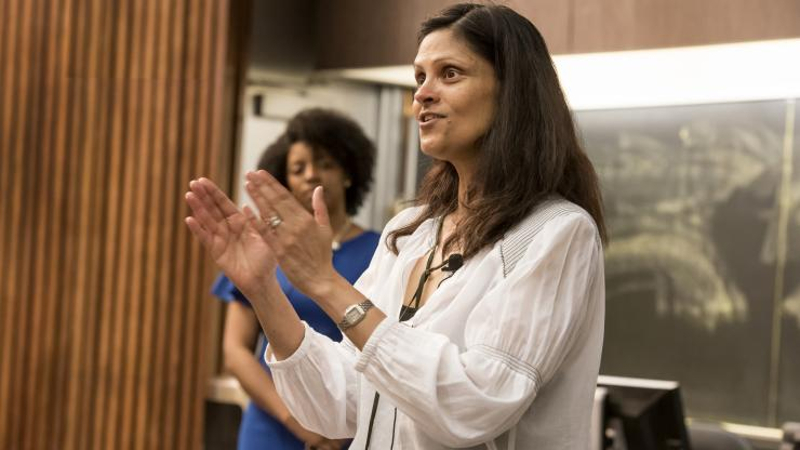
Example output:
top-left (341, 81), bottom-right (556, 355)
top-left (596, 375), bottom-right (692, 450)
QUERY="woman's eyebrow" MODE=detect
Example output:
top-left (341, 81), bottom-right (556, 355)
top-left (414, 55), bottom-right (469, 69)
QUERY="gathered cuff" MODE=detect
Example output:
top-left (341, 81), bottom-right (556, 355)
top-left (265, 321), bottom-right (312, 369)
top-left (354, 316), bottom-right (399, 373)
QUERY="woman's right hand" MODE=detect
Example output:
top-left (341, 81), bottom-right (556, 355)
top-left (185, 178), bottom-right (277, 295)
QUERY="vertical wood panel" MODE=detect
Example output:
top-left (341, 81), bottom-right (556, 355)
top-left (181, 0), bottom-right (211, 446)
top-left (152, 0), bottom-right (185, 444)
top-left (163, 0), bottom-right (196, 444)
top-left (0, 0), bottom-right (7, 433)
top-left (23, 0), bottom-right (49, 447)
top-left (91, 0), bottom-right (127, 446)
top-left (50, 0), bottom-right (76, 445)
top-left (129, 0), bottom-right (159, 447)
top-left (118, 0), bottom-right (148, 445)
top-left (571, 0), bottom-right (800, 54)
top-left (35, 0), bottom-right (71, 448)
top-left (0, 0), bottom-right (235, 447)
top-left (0, 0), bottom-right (13, 439)
top-left (80, 0), bottom-right (112, 446)
top-left (9, 0), bottom-right (34, 447)
top-left (73, 1), bottom-right (102, 448)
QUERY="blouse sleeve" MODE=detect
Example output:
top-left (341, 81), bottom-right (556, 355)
top-left (354, 212), bottom-right (603, 447)
top-left (265, 207), bottom-right (422, 438)
top-left (266, 323), bottom-right (361, 438)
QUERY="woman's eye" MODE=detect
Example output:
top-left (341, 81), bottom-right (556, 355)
top-left (444, 68), bottom-right (458, 79)
top-left (415, 73), bottom-right (426, 85)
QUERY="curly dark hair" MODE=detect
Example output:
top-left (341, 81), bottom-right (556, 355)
top-left (257, 108), bottom-right (375, 216)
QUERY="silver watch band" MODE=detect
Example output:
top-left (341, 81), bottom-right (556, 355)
top-left (338, 299), bottom-right (374, 331)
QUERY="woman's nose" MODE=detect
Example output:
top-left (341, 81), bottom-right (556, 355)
top-left (304, 163), bottom-right (320, 180)
top-left (413, 79), bottom-right (438, 105)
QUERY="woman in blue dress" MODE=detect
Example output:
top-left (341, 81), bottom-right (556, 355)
top-left (213, 108), bottom-right (379, 450)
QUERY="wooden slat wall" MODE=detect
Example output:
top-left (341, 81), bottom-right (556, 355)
top-left (0, 0), bottom-right (233, 448)
top-left (314, 0), bottom-right (800, 69)
top-left (314, 0), bottom-right (572, 69)
top-left (570, 0), bottom-right (800, 53)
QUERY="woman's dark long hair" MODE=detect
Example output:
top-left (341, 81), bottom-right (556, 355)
top-left (388, 3), bottom-right (607, 258)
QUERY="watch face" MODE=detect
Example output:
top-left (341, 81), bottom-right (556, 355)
top-left (344, 305), bottom-right (364, 323)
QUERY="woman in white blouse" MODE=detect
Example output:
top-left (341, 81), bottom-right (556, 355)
top-left (185, 3), bottom-right (608, 449)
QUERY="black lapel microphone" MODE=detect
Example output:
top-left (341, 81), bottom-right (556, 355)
top-left (425, 253), bottom-right (464, 275)
top-left (443, 253), bottom-right (463, 272)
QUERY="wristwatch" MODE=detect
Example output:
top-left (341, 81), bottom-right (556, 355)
top-left (338, 299), bottom-right (375, 331)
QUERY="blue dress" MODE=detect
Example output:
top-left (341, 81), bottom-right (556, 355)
top-left (212, 231), bottom-right (380, 450)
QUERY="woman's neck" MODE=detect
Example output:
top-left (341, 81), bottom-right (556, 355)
top-left (328, 208), bottom-right (351, 238)
top-left (452, 157), bottom-right (477, 223)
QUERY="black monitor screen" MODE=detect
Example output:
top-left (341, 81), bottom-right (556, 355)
top-left (598, 375), bottom-right (692, 450)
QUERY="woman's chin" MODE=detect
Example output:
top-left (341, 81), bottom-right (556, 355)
top-left (419, 140), bottom-right (445, 158)
top-left (421, 146), bottom-right (459, 164)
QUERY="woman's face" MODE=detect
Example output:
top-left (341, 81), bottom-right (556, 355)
top-left (285, 141), bottom-right (349, 214)
top-left (412, 28), bottom-right (497, 164)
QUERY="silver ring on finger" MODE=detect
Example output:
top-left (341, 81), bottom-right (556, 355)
top-left (267, 215), bottom-right (282, 229)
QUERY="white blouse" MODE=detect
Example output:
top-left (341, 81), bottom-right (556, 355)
top-left (266, 199), bottom-right (605, 449)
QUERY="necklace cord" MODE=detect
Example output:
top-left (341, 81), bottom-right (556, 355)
top-left (365, 217), bottom-right (446, 447)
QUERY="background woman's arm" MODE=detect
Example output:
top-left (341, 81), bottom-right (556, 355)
top-left (221, 301), bottom-right (290, 419)
top-left (222, 301), bottom-right (345, 449)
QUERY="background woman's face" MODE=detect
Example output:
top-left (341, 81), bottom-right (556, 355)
top-left (412, 28), bottom-right (497, 164)
top-left (285, 141), bottom-right (349, 214)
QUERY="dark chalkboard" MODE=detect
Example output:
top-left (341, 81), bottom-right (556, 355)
top-left (576, 100), bottom-right (800, 426)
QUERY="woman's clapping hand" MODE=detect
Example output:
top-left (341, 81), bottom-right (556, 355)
top-left (184, 178), bottom-right (278, 296)
top-left (243, 170), bottom-right (340, 299)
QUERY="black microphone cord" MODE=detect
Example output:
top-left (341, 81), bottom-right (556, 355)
top-left (364, 219), bottom-right (464, 449)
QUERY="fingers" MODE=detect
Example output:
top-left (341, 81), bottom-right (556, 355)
top-left (184, 217), bottom-right (212, 247)
top-left (185, 191), bottom-right (225, 236)
top-left (244, 174), bottom-right (274, 219)
top-left (243, 205), bottom-right (268, 235)
top-left (246, 170), bottom-right (307, 220)
top-left (246, 182), bottom-right (278, 222)
top-left (196, 177), bottom-right (240, 220)
top-left (244, 205), bottom-right (281, 250)
top-left (188, 179), bottom-right (225, 223)
top-left (312, 186), bottom-right (331, 229)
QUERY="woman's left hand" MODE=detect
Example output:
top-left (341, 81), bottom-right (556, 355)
top-left (244, 170), bottom-right (340, 299)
